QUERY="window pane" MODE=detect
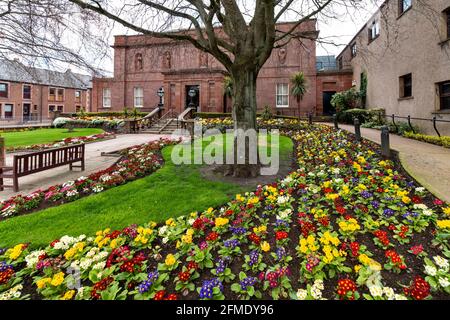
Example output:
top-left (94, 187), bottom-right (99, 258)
top-left (4, 104), bottom-right (13, 118)
top-left (23, 85), bottom-right (31, 99)
top-left (0, 83), bottom-right (8, 97)
top-left (441, 82), bottom-right (450, 95)
top-left (442, 96), bottom-right (450, 109)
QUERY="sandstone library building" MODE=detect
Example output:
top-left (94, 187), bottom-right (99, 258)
top-left (91, 20), bottom-right (353, 118)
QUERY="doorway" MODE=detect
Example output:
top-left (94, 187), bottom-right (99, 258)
top-left (185, 85), bottom-right (200, 111)
top-left (322, 91), bottom-right (336, 116)
top-left (23, 103), bottom-right (31, 121)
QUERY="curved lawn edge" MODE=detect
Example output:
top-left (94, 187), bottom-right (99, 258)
top-left (0, 136), bottom-right (294, 248)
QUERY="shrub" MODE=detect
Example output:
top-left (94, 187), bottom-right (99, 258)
top-left (260, 106), bottom-right (273, 121)
top-left (403, 132), bottom-right (450, 148)
top-left (52, 117), bottom-right (71, 128)
top-left (331, 88), bottom-right (362, 113)
top-left (339, 108), bottom-right (385, 125)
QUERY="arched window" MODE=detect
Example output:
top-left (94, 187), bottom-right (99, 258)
top-left (135, 53), bottom-right (143, 71)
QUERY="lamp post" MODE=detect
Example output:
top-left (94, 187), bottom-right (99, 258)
top-left (157, 87), bottom-right (165, 109)
top-left (188, 88), bottom-right (197, 109)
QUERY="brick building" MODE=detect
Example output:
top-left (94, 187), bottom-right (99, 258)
top-left (0, 59), bottom-right (92, 125)
top-left (337, 0), bottom-right (450, 135)
top-left (92, 21), bottom-right (353, 117)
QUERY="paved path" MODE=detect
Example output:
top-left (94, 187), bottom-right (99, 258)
top-left (1, 134), bottom-right (178, 201)
top-left (326, 123), bottom-right (450, 203)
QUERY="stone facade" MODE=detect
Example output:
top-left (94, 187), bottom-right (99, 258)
top-left (337, 0), bottom-right (450, 135)
top-left (92, 21), bottom-right (353, 117)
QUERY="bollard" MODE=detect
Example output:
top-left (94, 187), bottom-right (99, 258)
top-left (308, 114), bottom-right (313, 126)
top-left (354, 118), bottom-right (361, 141)
top-left (381, 126), bottom-right (391, 158)
top-left (333, 114), bottom-right (339, 130)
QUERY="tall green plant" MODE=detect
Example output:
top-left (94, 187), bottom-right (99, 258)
top-left (360, 72), bottom-right (368, 108)
top-left (223, 76), bottom-right (234, 98)
top-left (290, 72), bottom-right (308, 117)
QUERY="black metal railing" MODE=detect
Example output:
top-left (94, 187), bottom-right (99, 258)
top-left (384, 114), bottom-right (450, 137)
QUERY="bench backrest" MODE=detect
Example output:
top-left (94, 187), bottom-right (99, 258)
top-left (13, 144), bottom-right (85, 177)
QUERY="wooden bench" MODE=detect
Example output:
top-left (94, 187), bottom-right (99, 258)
top-left (0, 144), bottom-right (85, 192)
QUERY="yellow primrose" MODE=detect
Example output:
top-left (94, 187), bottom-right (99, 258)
top-left (7, 244), bottom-right (25, 261)
top-left (338, 218), bottom-right (361, 233)
top-left (50, 272), bottom-right (65, 287)
top-left (165, 254), bottom-right (176, 266)
top-left (215, 217), bottom-right (229, 227)
top-left (444, 207), bottom-right (450, 216)
top-left (253, 225), bottom-right (267, 234)
top-left (181, 233), bottom-right (193, 244)
top-left (326, 193), bottom-right (339, 201)
top-left (357, 156), bottom-right (366, 164)
top-left (402, 196), bottom-right (411, 204)
top-left (260, 241), bottom-right (271, 252)
top-left (36, 278), bottom-right (51, 289)
top-left (437, 220), bottom-right (450, 229)
top-left (354, 264), bottom-right (362, 273)
top-left (322, 180), bottom-right (332, 188)
top-left (110, 238), bottom-right (119, 249)
top-left (247, 197), bottom-right (260, 205)
top-left (61, 290), bottom-right (76, 300)
top-left (236, 194), bottom-right (244, 202)
top-left (165, 218), bottom-right (176, 227)
top-left (206, 207), bottom-right (214, 214)
top-left (356, 184), bottom-right (367, 191)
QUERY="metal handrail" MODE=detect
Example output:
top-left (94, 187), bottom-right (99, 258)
top-left (383, 113), bottom-right (450, 137)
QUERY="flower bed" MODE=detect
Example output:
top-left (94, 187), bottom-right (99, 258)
top-left (6, 132), bottom-right (116, 153)
top-left (0, 139), bottom-right (177, 220)
top-left (0, 125), bottom-right (449, 300)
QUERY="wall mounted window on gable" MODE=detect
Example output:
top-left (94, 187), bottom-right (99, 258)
top-left (399, 73), bottom-right (412, 98)
top-left (399, 0), bottom-right (412, 16)
top-left (351, 43), bottom-right (357, 58)
top-left (368, 20), bottom-right (380, 42)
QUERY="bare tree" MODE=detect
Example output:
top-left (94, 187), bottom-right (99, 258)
top-left (0, 0), bottom-right (110, 74)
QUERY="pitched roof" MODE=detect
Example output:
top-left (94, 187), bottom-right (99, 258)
top-left (0, 59), bottom-right (92, 89)
top-left (316, 55), bottom-right (337, 71)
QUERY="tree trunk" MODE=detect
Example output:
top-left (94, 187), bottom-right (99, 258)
top-left (224, 68), bottom-right (260, 178)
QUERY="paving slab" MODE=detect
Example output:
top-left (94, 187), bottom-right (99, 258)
top-left (325, 123), bottom-right (450, 203)
top-left (0, 134), bottom-right (179, 201)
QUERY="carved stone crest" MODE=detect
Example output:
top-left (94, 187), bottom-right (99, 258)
top-left (199, 52), bottom-right (208, 68)
top-left (162, 51), bottom-right (171, 69)
top-left (278, 48), bottom-right (287, 65)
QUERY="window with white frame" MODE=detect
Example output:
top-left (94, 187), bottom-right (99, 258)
top-left (134, 87), bottom-right (144, 108)
top-left (103, 88), bottom-right (111, 108)
top-left (276, 83), bottom-right (289, 108)
top-left (368, 20), bottom-right (380, 42)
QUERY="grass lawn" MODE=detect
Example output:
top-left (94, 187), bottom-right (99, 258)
top-left (0, 134), bottom-right (293, 248)
top-left (1, 128), bottom-right (105, 148)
